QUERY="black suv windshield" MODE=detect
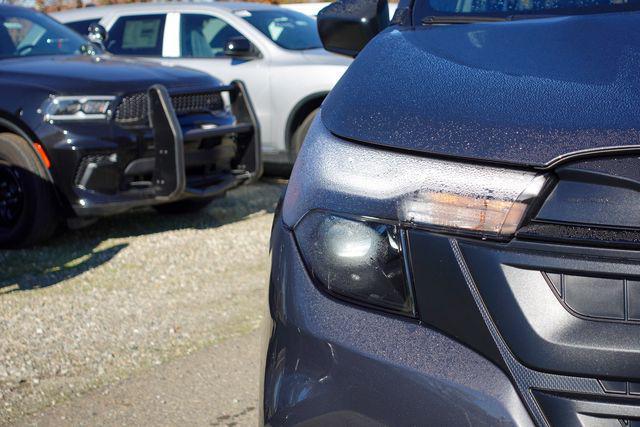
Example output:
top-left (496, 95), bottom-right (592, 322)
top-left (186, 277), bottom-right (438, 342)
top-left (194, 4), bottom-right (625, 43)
top-left (0, 6), bottom-right (91, 59)
top-left (418, 0), bottom-right (640, 19)
top-left (236, 9), bottom-right (322, 50)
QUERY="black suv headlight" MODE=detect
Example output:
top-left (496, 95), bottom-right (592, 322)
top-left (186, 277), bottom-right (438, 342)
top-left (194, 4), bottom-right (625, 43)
top-left (41, 95), bottom-right (115, 122)
top-left (294, 211), bottom-right (415, 317)
top-left (286, 118), bottom-right (551, 318)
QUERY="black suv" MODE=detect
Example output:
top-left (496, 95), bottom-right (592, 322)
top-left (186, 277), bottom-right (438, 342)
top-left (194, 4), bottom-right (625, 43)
top-left (263, 0), bottom-right (640, 425)
top-left (0, 5), bottom-right (260, 248)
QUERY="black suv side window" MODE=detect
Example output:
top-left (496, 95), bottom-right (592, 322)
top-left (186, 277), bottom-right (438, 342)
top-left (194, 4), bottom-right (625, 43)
top-left (180, 14), bottom-right (242, 58)
top-left (107, 14), bottom-right (166, 56)
top-left (65, 18), bottom-right (100, 35)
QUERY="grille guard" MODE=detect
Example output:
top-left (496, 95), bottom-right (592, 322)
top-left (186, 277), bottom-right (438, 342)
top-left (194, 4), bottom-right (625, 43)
top-left (73, 81), bottom-right (261, 217)
top-left (148, 80), bottom-right (262, 199)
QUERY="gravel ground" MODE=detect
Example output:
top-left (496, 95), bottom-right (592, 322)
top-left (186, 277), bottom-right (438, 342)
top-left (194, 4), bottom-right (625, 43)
top-left (20, 330), bottom-right (262, 427)
top-left (0, 180), bottom-right (284, 426)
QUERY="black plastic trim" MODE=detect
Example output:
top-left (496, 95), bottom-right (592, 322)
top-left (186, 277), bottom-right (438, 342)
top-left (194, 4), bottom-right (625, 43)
top-left (406, 230), bottom-right (508, 373)
top-left (460, 239), bottom-right (640, 380)
top-left (533, 390), bottom-right (640, 427)
top-left (518, 221), bottom-right (640, 250)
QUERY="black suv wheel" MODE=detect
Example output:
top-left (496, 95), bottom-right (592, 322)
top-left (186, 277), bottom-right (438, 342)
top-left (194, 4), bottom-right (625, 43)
top-left (0, 133), bottom-right (58, 248)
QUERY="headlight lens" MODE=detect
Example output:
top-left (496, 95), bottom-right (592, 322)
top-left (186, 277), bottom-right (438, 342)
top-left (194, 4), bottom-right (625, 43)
top-left (285, 119), bottom-right (551, 317)
top-left (399, 174), bottom-right (548, 236)
top-left (294, 211), bottom-right (415, 317)
top-left (42, 96), bottom-right (115, 121)
top-left (284, 119), bottom-right (549, 240)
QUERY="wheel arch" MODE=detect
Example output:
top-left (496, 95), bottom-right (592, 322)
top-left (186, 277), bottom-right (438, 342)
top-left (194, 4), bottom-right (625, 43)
top-left (0, 112), bottom-right (67, 214)
top-left (285, 92), bottom-right (328, 158)
top-left (0, 112), bottom-right (52, 179)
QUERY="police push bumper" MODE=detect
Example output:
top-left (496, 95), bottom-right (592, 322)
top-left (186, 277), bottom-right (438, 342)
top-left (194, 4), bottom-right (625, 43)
top-left (72, 81), bottom-right (261, 217)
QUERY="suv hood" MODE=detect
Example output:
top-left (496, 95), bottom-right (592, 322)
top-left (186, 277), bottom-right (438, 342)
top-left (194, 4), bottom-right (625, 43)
top-left (322, 12), bottom-right (640, 169)
top-left (0, 55), bottom-right (220, 95)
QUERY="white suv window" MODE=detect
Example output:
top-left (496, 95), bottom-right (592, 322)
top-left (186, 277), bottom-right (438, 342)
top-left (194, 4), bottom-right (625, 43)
top-left (107, 14), bottom-right (166, 56)
top-left (180, 14), bottom-right (242, 58)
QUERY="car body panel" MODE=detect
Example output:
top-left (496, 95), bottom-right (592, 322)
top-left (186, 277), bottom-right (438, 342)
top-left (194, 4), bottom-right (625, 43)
top-left (0, 54), bottom-right (219, 95)
top-left (321, 12), bottom-right (640, 168)
top-left (272, 106), bottom-right (640, 424)
top-left (263, 212), bottom-right (534, 426)
top-left (263, 0), bottom-right (640, 422)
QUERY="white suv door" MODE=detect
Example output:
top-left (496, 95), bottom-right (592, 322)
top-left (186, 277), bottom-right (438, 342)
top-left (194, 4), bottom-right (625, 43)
top-left (161, 12), bottom-right (273, 152)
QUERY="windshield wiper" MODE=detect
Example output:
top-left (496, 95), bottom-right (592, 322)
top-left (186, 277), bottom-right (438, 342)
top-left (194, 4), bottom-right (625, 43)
top-left (421, 14), bottom-right (553, 24)
top-left (422, 15), bottom-right (507, 24)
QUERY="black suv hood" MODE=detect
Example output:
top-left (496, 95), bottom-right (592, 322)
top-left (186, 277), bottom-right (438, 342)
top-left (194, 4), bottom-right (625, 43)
top-left (322, 12), bottom-right (640, 169)
top-left (0, 55), bottom-right (220, 94)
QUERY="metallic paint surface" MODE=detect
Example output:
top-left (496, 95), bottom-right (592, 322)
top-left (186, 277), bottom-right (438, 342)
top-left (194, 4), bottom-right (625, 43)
top-left (450, 240), bottom-right (603, 427)
top-left (322, 12), bottom-right (640, 168)
top-left (283, 117), bottom-right (538, 229)
top-left (261, 218), bottom-right (534, 426)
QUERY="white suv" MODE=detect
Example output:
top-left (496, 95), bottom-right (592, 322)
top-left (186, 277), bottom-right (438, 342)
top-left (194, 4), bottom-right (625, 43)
top-left (54, 2), bottom-right (352, 168)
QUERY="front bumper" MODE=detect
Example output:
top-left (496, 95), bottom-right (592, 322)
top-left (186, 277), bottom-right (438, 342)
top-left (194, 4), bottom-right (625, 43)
top-left (39, 81), bottom-right (261, 217)
top-left (266, 215), bottom-right (640, 426)
top-left (267, 117), bottom-right (640, 426)
top-left (261, 215), bottom-right (534, 426)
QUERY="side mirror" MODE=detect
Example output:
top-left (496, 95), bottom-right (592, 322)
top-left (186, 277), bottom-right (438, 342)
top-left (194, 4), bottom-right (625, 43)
top-left (318, 0), bottom-right (389, 57)
top-left (87, 23), bottom-right (108, 48)
top-left (224, 36), bottom-right (257, 59)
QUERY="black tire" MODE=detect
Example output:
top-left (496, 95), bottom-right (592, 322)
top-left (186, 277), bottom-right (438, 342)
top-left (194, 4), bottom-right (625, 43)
top-left (0, 132), bottom-right (58, 248)
top-left (152, 197), bottom-right (215, 215)
top-left (290, 108), bottom-right (319, 161)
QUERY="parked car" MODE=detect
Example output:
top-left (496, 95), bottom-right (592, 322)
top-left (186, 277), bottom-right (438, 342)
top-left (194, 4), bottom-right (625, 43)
top-left (282, 1), bottom-right (397, 18)
top-left (53, 2), bottom-right (352, 169)
top-left (0, 4), bottom-right (260, 248)
top-left (263, 0), bottom-right (640, 425)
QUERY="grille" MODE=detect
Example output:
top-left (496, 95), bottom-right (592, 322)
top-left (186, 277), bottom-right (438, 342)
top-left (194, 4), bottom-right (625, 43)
top-left (171, 92), bottom-right (224, 115)
top-left (74, 154), bottom-right (104, 185)
top-left (115, 93), bottom-right (149, 125)
top-left (115, 91), bottom-right (224, 125)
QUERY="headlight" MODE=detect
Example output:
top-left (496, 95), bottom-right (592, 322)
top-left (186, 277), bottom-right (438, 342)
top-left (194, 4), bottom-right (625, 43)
top-left (41, 96), bottom-right (115, 122)
top-left (285, 119), bottom-right (552, 317)
top-left (399, 174), bottom-right (548, 236)
top-left (294, 211), bottom-right (415, 317)
top-left (284, 118), bottom-right (550, 240)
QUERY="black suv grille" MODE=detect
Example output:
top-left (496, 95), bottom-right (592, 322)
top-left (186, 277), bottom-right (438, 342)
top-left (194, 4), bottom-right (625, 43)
top-left (115, 91), bottom-right (224, 126)
top-left (115, 93), bottom-right (148, 125)
top-left (171, 92), bottom-right (224, 115)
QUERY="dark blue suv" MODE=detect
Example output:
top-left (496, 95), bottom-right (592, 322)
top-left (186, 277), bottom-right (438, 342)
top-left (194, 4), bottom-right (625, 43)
top-left (0, 5), bottom-right (260, 248)
top-left (262, 0), bottom-right (640, 425)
